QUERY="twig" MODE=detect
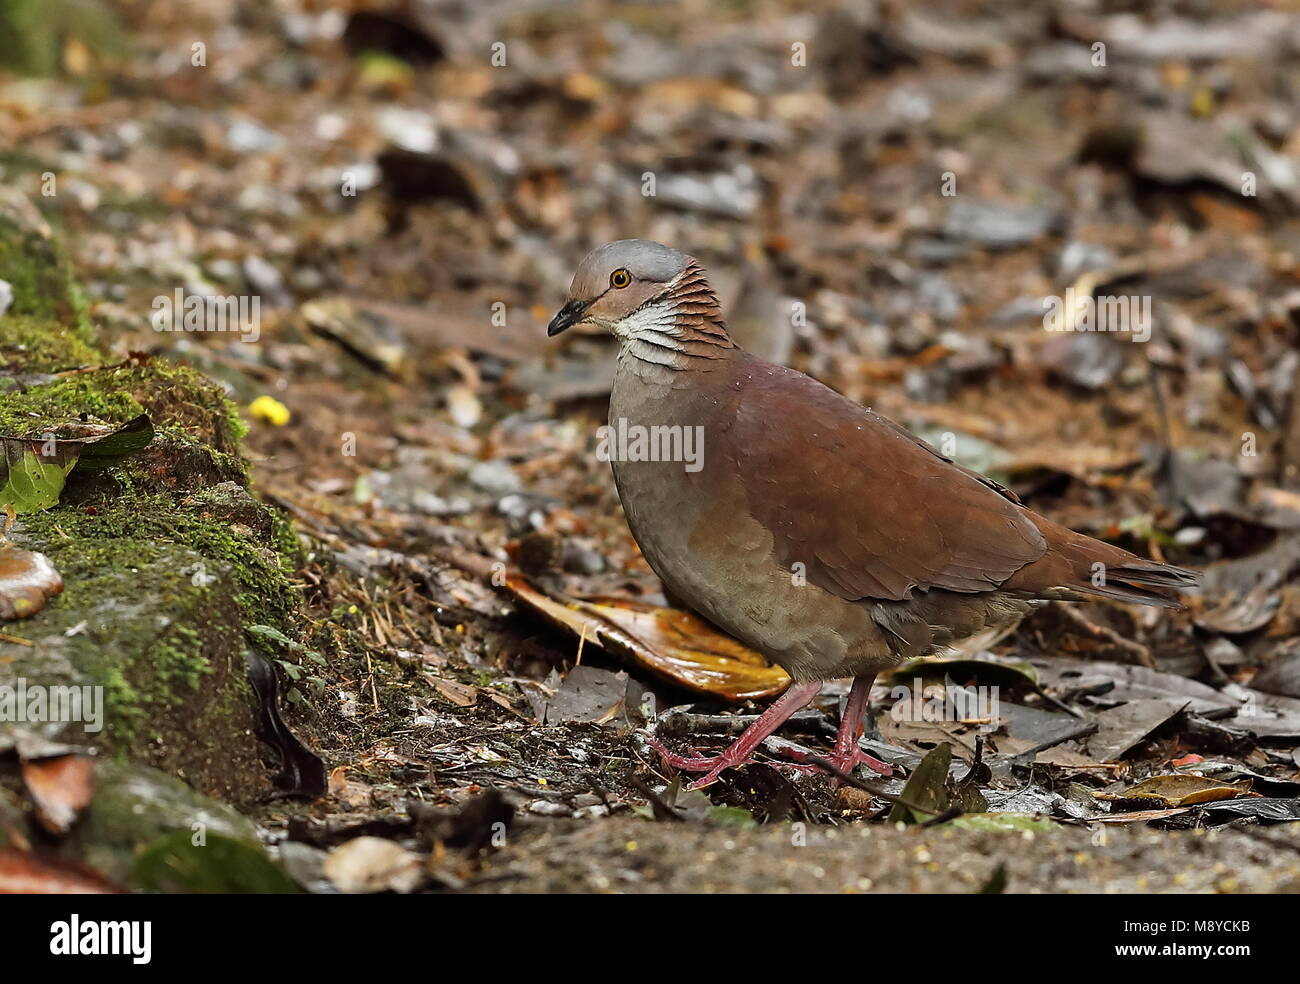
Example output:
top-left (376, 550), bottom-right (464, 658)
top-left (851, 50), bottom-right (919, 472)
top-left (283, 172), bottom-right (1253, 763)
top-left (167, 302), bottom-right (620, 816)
top-left (655, 708), bottom-right (825, 739)
top-left (1057, 603), bottom-right (1154, 668)
top-left (624, 773), bottom-right (685, 822)
top-left (365, 651), bottom-right (380, 714)
top-left (1148, 357), bottom-right (1182, 509)
top-left (1028, 679), bottom-right (1085, 719)
top-left (575, 622), bottom-right (587, 667)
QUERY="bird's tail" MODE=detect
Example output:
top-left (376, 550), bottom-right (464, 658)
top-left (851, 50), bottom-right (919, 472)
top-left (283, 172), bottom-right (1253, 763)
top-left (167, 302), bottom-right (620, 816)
top-left (1005, 513), bottom-right (1201, 609)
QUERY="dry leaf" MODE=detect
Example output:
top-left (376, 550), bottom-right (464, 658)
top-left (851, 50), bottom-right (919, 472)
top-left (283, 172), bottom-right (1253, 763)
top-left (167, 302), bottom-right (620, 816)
top-left (427, 675), bottom-right (478, 707)
top-left (0, 546), bottom-right (63, 620)
top-left (322, 837), bottom-right (425, 894)
top-left (20, 753), bottom-right (95, 835)
top-left (504, 575), bottom-right (790, 701)
top-left (1094, 773), bottom-right (1258, 807)
top-left (0, 848), bottom-right (119, 894)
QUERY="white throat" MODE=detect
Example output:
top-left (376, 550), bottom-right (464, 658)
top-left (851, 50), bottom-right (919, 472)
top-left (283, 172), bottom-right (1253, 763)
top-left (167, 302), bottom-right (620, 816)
top-left (612, 301), bottom-right (689, 372)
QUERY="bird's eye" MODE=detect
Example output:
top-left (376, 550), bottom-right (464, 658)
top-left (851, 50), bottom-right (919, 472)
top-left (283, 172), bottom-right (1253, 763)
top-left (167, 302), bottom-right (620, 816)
top-left (609, 268), bottom-right (632, 289)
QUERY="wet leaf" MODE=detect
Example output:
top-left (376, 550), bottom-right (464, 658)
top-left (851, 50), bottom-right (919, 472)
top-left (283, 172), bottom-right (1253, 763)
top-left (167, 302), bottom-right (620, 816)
top-left (504, 575), bottom-right (790, 701)
top-left (0, 545), bottom-right (63, 620)
top-left (1094, 773), bottom-right (1257, 808)
top-left (20, 752), bottom-right (94, 835)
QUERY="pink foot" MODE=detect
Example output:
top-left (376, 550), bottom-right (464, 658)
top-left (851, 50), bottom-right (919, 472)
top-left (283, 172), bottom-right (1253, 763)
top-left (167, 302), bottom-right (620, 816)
top-left (826, 747), bottom-right (894, 778)
top-left (763, 735), bottom-right (893, 779)
top-left (645, 736), bottom-right (749, 788)
top-left (646, 734), bottom-right (891, 789)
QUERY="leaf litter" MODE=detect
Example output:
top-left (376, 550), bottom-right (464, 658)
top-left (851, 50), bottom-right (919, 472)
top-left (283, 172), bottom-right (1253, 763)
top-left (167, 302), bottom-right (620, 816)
top-left (3, 0), bottom-right (1300, 892)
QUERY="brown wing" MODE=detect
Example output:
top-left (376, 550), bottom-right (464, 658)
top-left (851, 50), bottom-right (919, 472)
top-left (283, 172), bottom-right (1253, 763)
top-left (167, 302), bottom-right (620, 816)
top-left (724, 358), bottom-right (1046, 602)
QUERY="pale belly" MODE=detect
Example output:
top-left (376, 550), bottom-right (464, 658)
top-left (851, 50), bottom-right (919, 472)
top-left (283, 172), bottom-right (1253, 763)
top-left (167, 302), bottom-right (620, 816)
top-left (607, 367), bottom-right (893, 680)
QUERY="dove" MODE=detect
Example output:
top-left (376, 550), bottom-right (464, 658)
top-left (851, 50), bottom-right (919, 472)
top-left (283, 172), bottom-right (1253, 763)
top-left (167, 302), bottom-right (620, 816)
top-left (547, 240), bottom-right (1198, 787)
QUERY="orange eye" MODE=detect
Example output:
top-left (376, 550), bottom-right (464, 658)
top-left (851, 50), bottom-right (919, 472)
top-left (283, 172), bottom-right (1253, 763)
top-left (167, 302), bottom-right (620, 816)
top-left (609, 268), bottom-right (631, 289)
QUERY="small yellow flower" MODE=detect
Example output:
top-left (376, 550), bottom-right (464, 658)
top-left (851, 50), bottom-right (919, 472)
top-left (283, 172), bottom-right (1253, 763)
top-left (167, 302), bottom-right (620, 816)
top-left (249, 395), bottom-right (291, 427)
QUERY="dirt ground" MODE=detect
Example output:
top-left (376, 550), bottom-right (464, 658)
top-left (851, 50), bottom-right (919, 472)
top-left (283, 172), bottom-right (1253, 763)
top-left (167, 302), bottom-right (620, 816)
top-left (472, 816), bottom-right (1300, 894)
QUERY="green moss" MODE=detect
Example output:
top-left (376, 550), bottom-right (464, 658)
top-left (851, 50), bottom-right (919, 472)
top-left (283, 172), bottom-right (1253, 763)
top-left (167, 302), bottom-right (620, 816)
top-left (0, 216), bottom-right (93, 337)
top-left (1, 531), bottom-right (251, 759)
top-left (0, 372), bottom-right (143, 436)
top-left (0, 314), bottom-right (102, 371)
top-left (21, 491), bottom-right (300, 634)
top-left (0, 359), bottom-right (245, 456)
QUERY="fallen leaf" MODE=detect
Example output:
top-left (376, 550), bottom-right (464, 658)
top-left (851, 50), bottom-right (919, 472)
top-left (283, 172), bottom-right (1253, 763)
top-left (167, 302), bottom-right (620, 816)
top-left (1088, 698), bottom-right (1190, 761)
top-left (0, 414), bottom-right (152, 513)
top-left (1094, 773), bottom-right (1257, 807)
top-left (1196, 581), bottom-right (1282, 635)
top-left (1091, 807), bottom-right (1193, 824)
top-left (20, 753), bottom-right (95, 835)
top-left (0, 545), bottom-right (63, 620)
top-left (322, 836), bottom-right (426, 894)
top-left (887, 742), bottom-right (952, 824)
top-left (504, 575), bottom-right (790, 701)
top-left (0, 848), bottom-right (119, 893)
top-left (428, 675), bottom-right (478, 707)
top-left (543, 664), bottom-right (625, 725)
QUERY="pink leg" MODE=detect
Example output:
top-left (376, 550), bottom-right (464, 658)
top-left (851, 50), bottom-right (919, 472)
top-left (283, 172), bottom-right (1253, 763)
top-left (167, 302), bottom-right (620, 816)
top-left (749, 677), bottom-right (891, 780)
top-left (646, 681), bottom-right (823, 788)
top-left (827, 674), bottom-right (892, 778)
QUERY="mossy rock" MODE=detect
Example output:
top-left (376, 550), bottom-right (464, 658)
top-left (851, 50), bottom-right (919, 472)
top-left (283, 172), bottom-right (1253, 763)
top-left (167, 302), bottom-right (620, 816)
top-left (0, 192), bottom-right (94, 354)
top-left (65, 761), bottom-right (272, 888)
top-left (2, 528), bottom-right (271, 800)
top-left (0, 189), bottom-right (310, 805)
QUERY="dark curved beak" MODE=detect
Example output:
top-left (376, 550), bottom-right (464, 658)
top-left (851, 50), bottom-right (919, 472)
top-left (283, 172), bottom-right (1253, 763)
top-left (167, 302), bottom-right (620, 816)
top-left (547, 298), bottom-right (590, 337)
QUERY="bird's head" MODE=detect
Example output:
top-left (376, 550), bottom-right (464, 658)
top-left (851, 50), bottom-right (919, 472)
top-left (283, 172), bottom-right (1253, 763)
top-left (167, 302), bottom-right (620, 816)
top-left (546, 239), bottom-right (691, 339)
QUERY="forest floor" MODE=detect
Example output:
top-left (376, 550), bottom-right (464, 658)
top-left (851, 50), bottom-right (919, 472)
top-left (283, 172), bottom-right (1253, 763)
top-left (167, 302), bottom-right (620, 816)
top-left (3, 0), bottom-right (1300, 893)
